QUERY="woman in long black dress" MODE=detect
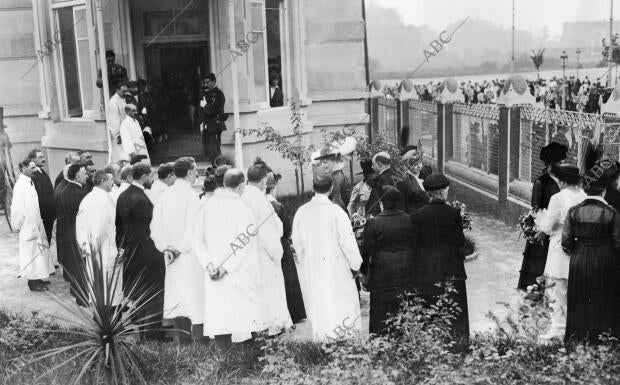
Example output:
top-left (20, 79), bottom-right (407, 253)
top-left (411, 174), bottom-right (469, 342)
top-left (517, 142), bottom-right (567, 291)
top-left (562, 168), bottom-right (620, 343)
top-left (265, 172), bottom-right (306, 323)
top-left (364, 186), bottom-right (416, 335)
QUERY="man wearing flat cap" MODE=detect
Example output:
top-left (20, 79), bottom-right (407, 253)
top-left (411, 173), bottom-right (469, 344)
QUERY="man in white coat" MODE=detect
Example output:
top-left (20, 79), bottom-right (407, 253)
top-left (108, 82), bottom-right (128, 163)
top-left (120, 104), bottom-right (150, 163)
top-left (292, 174), bottom-right (363, 341)
top-left (192, 169), bottom-right (264, 350)
top-left (75, 170), bottom-right (123, 307)
top-left (151, 157), bottom-right (204, 344)
top-left (241, 165), bottom-right (291, 335)
top-left (146, 162), bottom-right (175, 205)
top-left (11, 159), bottom-right (54, 291)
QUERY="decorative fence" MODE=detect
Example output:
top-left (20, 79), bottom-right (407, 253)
top-left (367, 95), bottom-right (616, 222)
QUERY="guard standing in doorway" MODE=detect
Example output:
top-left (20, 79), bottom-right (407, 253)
top-left (199, 73), bottom-right (227, 165)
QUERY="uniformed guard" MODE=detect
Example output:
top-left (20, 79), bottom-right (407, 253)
top-left (199, 73), bottom-right (227, 165)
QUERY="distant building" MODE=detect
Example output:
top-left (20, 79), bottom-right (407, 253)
top-left (1, 0), bottom-right (368, 195)
top-left (560, 20), bottom-right (620, 64)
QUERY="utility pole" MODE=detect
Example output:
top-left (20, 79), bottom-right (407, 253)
top-left (609, 0), bottom-right (614, 88)
top-left (561, 50), bottom-right (568, 110)
top-left (511, 0), bottom-right (515, 74)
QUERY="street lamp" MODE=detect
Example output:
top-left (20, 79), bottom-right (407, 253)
top-left (561, 50), bottom-right (568, 110)
top-left (576, 48), bottom-right (581, 79)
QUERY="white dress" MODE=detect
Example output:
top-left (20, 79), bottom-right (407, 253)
top-left (539, 187), bottom-right (587, 279)
top-left (292, 194), bottom-right (363, 341)
top-left (11, 174), bottom-right (54, 280)
top-left (107, 93), bottom-right (126, 163)
top-left (120, 115), bottom-right (149, 161)
top-left (151, 179), bottom-right (204, 325)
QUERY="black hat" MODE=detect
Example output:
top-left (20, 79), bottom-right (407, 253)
top-left (552, 163), bottom-right (580, 185)
top-left (380, 185), bottom-right (402, 205)
top-left (423, 174), bottom-right (450, 191)
top-left (540, 142), bottom-right (568, 164)
top-left (400, 145), bottom-right (418, 156)
top-left (356, 159), bottom-right (374, 175)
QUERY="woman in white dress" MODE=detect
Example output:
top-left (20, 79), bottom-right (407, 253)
top-left (537, 164), bottom-right (586, 341)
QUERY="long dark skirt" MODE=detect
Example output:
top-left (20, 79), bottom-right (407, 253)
top-left (370, 286), bottom-right (410, 335)
top-left (58, 238), bottom-right (87, 307)
top-left (566, 242), bottom-right (620, 343)
top-left (517, 238), bottom-right (550, 291)
top-left (417, 280), bottom-right (469, 343)
top-left (281, 242), bottom-right (306, 323)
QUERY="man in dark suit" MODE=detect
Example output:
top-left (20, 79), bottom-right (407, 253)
top-left (116, 162), bottom-right (166, 340)
top-left (368, 151), bottom-right (407, 213)
top-left (54, 152), bottom-right (81, 189)
top-left (28, 149), bottom-right (56, 245)
top-left (411, 174), bottom-right (469, 346)
top-left (55, 163), bottom-right (89, 305)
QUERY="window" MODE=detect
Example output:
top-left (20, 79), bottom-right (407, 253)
top-left (55, 5), bottom-right (94, 118)
top-left (266, 0), bottom-right (284, 107)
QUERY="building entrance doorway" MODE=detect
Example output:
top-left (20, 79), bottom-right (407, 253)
top-left (143, 42), bottom-right (210, 163)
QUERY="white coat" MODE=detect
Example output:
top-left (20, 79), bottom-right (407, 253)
top-left (192, 188), bottom-right (264, 340)
top-left (76, 186), bottom-right (123, 306)
top-left (120, 115), bottom-right (149, 162)
top-left (539, 187), bottom-right (587, 279)
top-left (11, 174), bottom-right (54, 280)
top-left (151, 179), bottom-right (204, 324)
top-left (241, 184), bottom-right (291, 334)
top-left (292, 194), bottom-right (362, 341)
top-left (107, 93), bottom-right (126, 163)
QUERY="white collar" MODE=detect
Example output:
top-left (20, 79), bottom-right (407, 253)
top-left (312, 193), bottom-right (330, 201)
top-left (131, 181), bottom-right (145, 190)
top-left (66, 179), bottom-right (82, 188)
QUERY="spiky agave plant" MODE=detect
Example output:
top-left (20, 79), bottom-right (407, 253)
top-left (12, 237), bottom-right (166, 384)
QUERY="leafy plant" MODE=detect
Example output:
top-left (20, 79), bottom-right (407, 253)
top-left (242, 99), bottom-right (315, 196)
top-left (7, 241), bottom-right (164, 385)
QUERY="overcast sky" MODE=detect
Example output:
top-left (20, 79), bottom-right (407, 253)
top-left (369, 0), bottom-right (617, 39)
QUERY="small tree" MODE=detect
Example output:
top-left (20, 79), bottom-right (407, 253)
top-left (242, 99), bottom-right (315, 197)
top-left (530, 48), bottom-right (545, 80)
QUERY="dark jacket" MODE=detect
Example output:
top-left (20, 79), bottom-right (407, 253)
top-left (402, 173), bottom-right (429, 213)
top-left (531, 172), bottom-right (559, 210)
top-left (55, 181), bottom-right (88, 265)
top-left (115, 184), bottom-right (165, 298)
top-left (371, 167), bottom-right (408, 211)
top-left (329, 169), bottom-right (351, 213)
top-left (411, 199), bottom-right (466, 283)
top-left (364, 209), bottom-right (416, 290)
top-left (200, 86), bottom-right (226, 134)
top-left (31, 169), bottom-right (56, 221)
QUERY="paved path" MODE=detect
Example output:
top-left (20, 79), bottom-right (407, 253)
top-left (0, 211), bottom-right (524, 337)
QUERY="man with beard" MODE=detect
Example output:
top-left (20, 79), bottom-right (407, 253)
top-left (55, 163), bottom-right (89, 305)
top-left (116, 163), bottom-right (166, 340)
top-left (27, 149), bottom-right (56, 246)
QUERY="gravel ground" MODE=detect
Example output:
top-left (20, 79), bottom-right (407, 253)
top-left (0, 211), bottom-right (524, 338)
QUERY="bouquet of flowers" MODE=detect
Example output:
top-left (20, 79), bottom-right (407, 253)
top-left (449, 200), bottom-right (472, 231)
top-left (519, 209), bottom-right (542, 244)
top-left (351, 213), bottom-right (369, 247)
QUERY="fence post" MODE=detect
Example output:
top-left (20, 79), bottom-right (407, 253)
top-left (398, 98), bottom-right (407, 146)
top-left (369, 97), bottom-right (379, 143)
top-left (498, 105), bottom-right (510, 218)
top-left (510, 106), bottom-right (521, 182)
top-left (444, 102), bottom-right (454, 161)
top-left (436, 101), bottom-right (445, 173)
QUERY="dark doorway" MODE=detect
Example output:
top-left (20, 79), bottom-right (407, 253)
top-left (144, 41), bottom-right (209, 163)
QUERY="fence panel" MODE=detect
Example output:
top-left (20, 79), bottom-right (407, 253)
top-left (408, 100), bottom-right (437, 159)
top-left (376, 97), bottom-right (399, 145)
top-left (451, 103), bottom-right (501, 176)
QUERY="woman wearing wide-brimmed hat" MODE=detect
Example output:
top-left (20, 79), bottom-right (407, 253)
top-left (517, 142), bottom-right (567, 291)
top-left (400, 148), bottom-right (429, 213)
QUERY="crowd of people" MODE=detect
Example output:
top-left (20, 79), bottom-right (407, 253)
top-left (517, 141), bottom-right (620, 343)
top-left (416, 76), bottom-right (613, 113)
top-left (9, 136), bottom-right (619, 348)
